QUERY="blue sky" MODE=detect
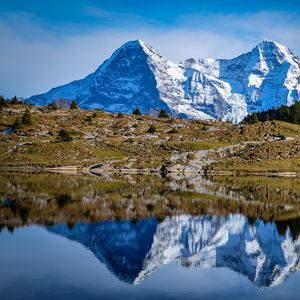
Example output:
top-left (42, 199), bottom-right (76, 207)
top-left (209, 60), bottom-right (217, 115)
top-left (1, 0), bottom-right (300, 97)
top-left (2, 0), bottom-right (300, 26)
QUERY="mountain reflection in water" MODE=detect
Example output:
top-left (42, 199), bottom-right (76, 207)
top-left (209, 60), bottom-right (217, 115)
top-left (1, 172), bottom-right (300, 296)
top-left (48, 214), bottom-right (300, 289)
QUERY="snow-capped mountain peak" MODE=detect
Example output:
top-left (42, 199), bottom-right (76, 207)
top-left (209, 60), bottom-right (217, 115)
top-left (28, 39), bottom-right (300, 122)
top-left (97, 39), bottom-right (160, 71)
top-left (253, 39), bottom-right (297, 65)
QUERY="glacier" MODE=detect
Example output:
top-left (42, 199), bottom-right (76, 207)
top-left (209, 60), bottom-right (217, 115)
top-left (48, 214), bottom-right (300, 289)
top-left (28, 39), bottom-right (300, 122)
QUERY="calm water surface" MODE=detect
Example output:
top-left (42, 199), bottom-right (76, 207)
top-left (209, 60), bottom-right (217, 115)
top-left (0, 172), bottom-right (300, 300)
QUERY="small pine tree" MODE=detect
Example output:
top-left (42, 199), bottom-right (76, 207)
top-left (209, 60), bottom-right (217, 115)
top-left (293, 101), bottom-right (300, 124)
top-left (58, 129), bottom-right (73, 142)
top-left (21, 108), bottom-right (32, 125)
top-left (250, 113), bottom-right (259, 124)
top-left (158, 109), bottom-right (169, 118)
top-left (133, 108), bottom-right (141, 115)
top-left (147, 124), bottom-right (156, 134)
top-left (0, 96), bottom-right (7, 110)
top-left (92, 112), bottom-right (97, 118)
top-left (70, 101), bottom-right (78, 109)
top-left (278, 106), bottom-right (291, 122)
top-left (10, 96), bottom-right (19, 105)
top-left (117, 112), bottom-right (124, 118)
top-left (13, 117), bottom-right (22, 129)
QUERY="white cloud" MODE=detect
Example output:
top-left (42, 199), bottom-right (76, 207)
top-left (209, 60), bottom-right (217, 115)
top-left (0, 10), bottom-right (299, 97)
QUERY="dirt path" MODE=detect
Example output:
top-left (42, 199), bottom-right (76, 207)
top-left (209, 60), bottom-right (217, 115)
top-left (168, 142), bottom-right (261, 173)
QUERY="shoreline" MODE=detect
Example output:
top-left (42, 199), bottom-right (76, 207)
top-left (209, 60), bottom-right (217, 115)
top-left (0, 165), bottom-right (298, 177)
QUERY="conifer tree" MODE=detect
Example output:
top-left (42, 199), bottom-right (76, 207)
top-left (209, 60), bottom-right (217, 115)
top-left (293, 101), bottom-right (300, 124)
top-left (158, 109), bottom-right (169, 118)
top-left (13, 117), bottom-right (22, 129)
top-left (278, 106), bottom-right (291, 122)
top-left (0, 96), bottom-right (7, 110)
top-left (21, 108), bottom-right (32, 125)
top-left (133, 107), bottom-right (141, 115)
top-left (250, 113), bottom-right (259, 124)
top-left (10, 96), bottom-right (19, 104)
top-left (70, 101), bottom-right (78, 109)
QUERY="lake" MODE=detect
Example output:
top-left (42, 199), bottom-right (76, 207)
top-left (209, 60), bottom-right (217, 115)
top-left (0, 172), bottom-right (300, 300)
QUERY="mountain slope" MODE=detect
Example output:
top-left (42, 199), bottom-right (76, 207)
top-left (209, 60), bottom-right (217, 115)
top-left (29, 40), bottom-right (170, 113)
top-left (28, 39), bottom-right (300, 122)
top-left (48, 214), bottom-right (300, 288)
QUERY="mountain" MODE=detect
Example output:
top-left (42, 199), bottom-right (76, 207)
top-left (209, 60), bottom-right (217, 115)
top-left (28, 39), bottom-right (300, 122)
top-left (184, 39), bottom-right (300, 122)
top-left (48, 214), bottom-right (300, 288)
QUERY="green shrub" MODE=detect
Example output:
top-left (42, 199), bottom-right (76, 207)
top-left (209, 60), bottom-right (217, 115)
top-left (13, 117), bottom-right (22, 129)
top-left (85, 115), bottom-right (93, 123)
top-left (56, 194), bottom-right (73, 208)
top-left (50, 104), bottom-right (58, 111)
top-left (21, 108), bottom-right (32, 125)
top-left (168, 128), bottom-right (179, 134)
top-left (159, 109), bottom-right (169, 118)
top-left (58, 129), bottom-right (73, 142)
top-left (147, 124), bottom-right (156, 134)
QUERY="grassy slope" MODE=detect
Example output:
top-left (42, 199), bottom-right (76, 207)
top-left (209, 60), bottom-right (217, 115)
top-left (0, 104), bottom-right (300, 172)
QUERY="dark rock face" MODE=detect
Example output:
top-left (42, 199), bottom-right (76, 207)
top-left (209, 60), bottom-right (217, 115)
top-left (52, 98), bottom-right (70, 108)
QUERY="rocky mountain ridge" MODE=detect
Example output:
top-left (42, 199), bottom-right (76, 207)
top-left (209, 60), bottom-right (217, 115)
top-left (28, 39), bottom-right (300, 122)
